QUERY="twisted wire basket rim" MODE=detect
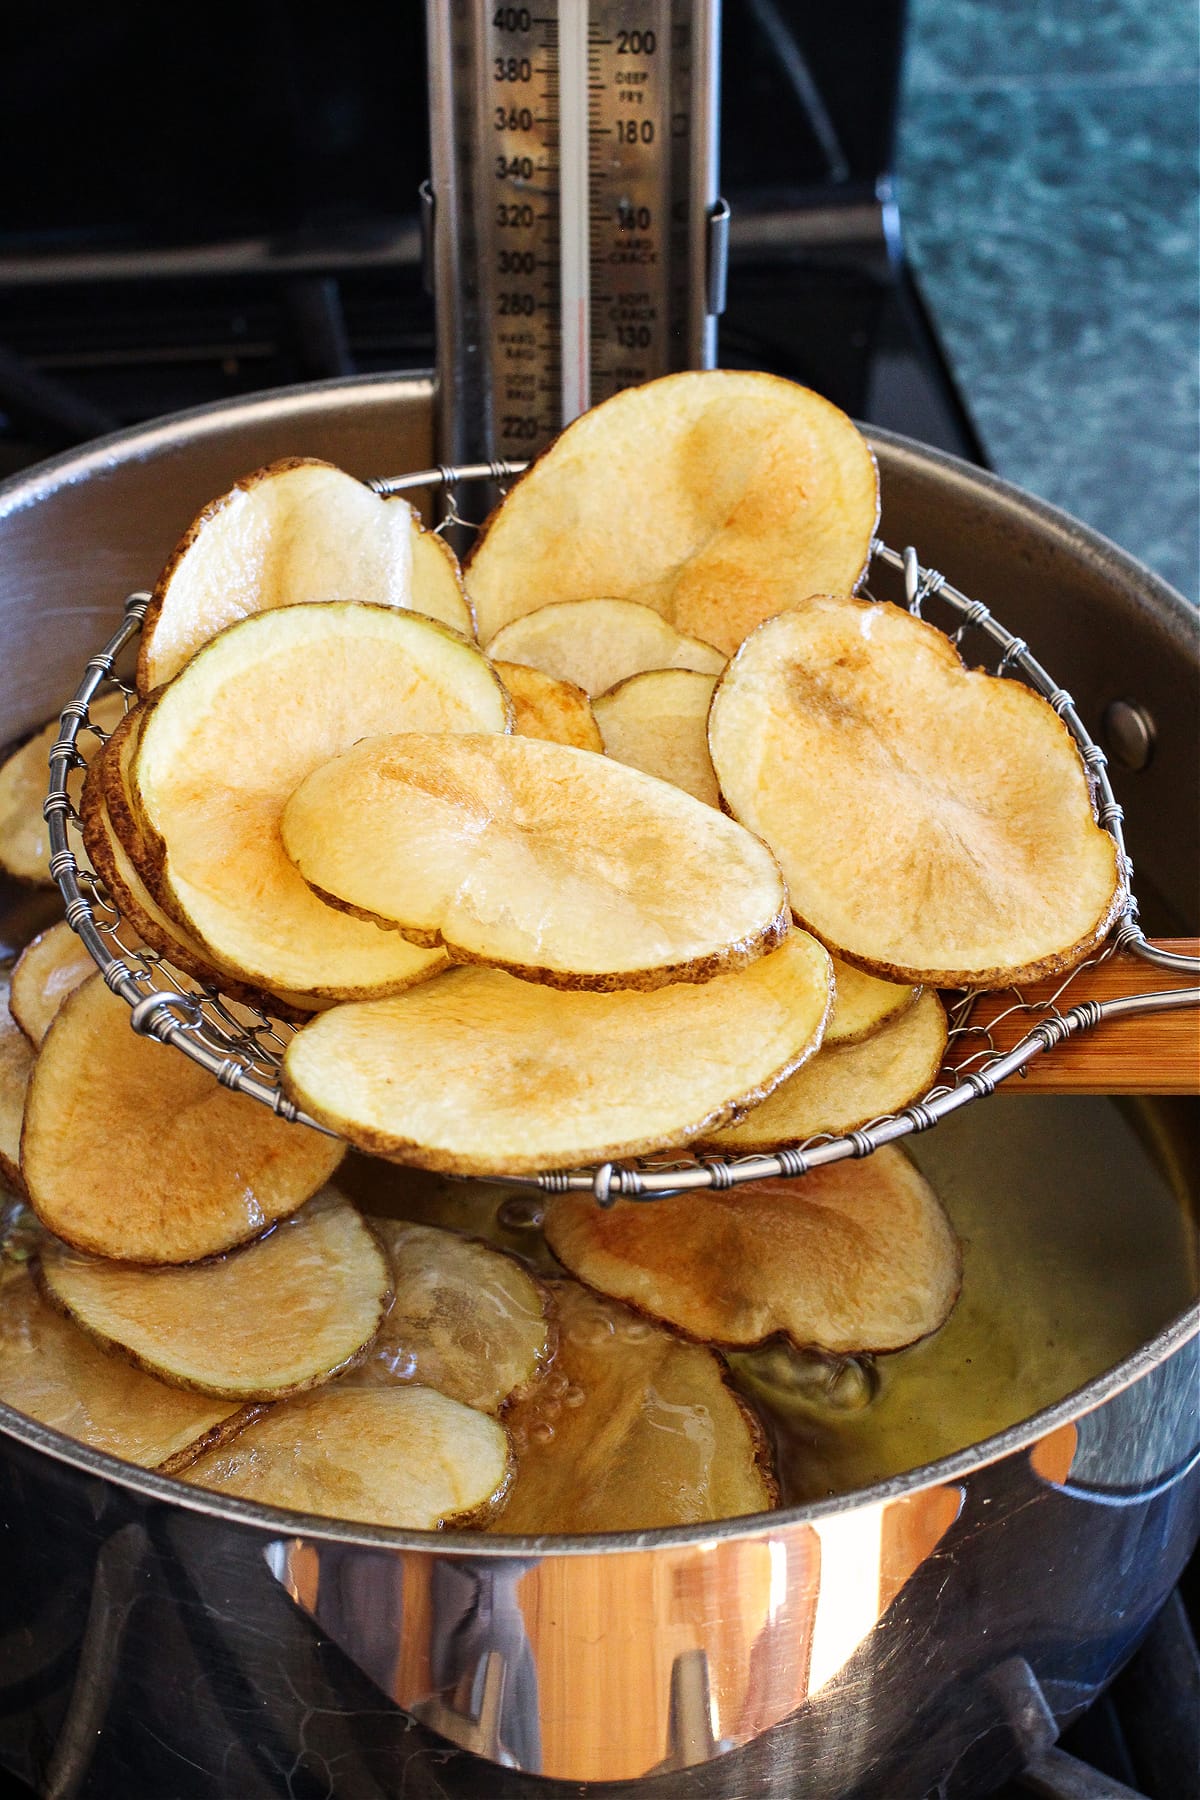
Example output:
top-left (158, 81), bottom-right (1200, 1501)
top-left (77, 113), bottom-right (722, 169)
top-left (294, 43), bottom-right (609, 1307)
top-left (43, 456), bottom-right (1199, 1203)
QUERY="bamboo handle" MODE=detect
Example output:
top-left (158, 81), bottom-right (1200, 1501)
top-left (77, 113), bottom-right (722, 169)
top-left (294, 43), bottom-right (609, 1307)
top-left (945, 939), bottom-right (1200, 1094)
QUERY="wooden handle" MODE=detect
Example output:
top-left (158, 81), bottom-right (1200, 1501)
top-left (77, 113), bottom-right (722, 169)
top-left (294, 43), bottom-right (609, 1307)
top-left (944, 939), bottom-right (1199, 1094)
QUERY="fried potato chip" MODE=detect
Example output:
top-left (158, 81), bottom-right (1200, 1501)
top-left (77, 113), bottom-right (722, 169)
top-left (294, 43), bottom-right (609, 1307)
top-left (709, 598), bottom-right (1124, 986)
top-left (9, 921), bottom-right (95, 1045)
top-left (80, 760), bottom-right (321, 1022)
top-left (137, 458), bottom-right (473, 693)
top-left (0, 1264), bottom-right (246, 1469)
top-left (494, 661), bottom-right (603, 751)
top-left (467, 370), bottom-right (880, 654)
top-left (492, 1279), bottom-right (775, 1532)
top-left (182, 1386), bottom-right (512, 1529)
top-left (131, 604), bottom-right (508, 999)
top-left (486, 598), bottom-right (724, 695)
top-left (544, 1148), bottom-right (961, 1355)
top-left (0, 973), bottom-right (34, 1193)
top-left (593, 668), bottom-right (719, 807)
top-left (21, 975), bottom-right (345, 1263)
top-left (0, 691), bottom-right (126, 885)
top-left (702, 989), bottom-right (948, 1151)
top-left (39, 1191), bottom-right (389, 1399)
top-left (283, 733), bottom-right (787, 990)
top-left (96, 699), bottom-right (157, 893)
top-left (343, 1221), bottom-right (551, 1412)
top-left (827, 958), bottom-right (918, 1047)
top-left (283, 931), bottom-right (833, 1176)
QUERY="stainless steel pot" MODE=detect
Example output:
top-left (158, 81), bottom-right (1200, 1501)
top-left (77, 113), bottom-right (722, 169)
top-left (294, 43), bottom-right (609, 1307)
top-left (0, 375), bottom-right (1196, 1800)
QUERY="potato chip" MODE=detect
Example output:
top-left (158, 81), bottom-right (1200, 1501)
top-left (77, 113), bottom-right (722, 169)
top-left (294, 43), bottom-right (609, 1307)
top-left (282, 732), bottom-right (788, 991)
top-left (80, 759), bottom-right (320, 1021)
top-left (344, 1221), bottom-right (551, 1412)
top-left (486, 598), bottom-right (724, 695)
top-left (467, 370), bottom-right (879, 653)
top-left (10, 921), bottom-right (97, 1046)
top-left (137, 458), bottom-right (473, 692)
top-left (39, 1191), bottom-right (389, 1399)
top-left (593, 668), bottom-right (719, 807)
top-left (21, 975), bottom-right (345, 1263)
top-left (492, 1279), bottom-right (775, 1533)
top-left (826, 958), bottom-right (918, 1047)
top-left (0, 691), bottom-right (126, 885)
top-left (0, 1264), bottom-right (246, 1469)
top-left (702, 989), bottom-right (948, 1151)
top-left (544, 1148), bottom-right (961, 1354)
top-left (131, 603), bottom-right (505, 998)
top-left (0, 973), bottom-right (34, 1193)
top-left (182, 1386), bottom-right (512, 1529)
top-left (709, 597), bottom-right (1124, 986)
top-left (494, 661), bottom-right (603, 751)
top-left (283, 931), bottom-right (832, 1176)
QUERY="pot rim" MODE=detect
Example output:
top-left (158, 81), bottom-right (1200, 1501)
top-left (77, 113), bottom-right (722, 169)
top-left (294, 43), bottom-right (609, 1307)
top-left (1, 372), bottom-right (1196, 1555)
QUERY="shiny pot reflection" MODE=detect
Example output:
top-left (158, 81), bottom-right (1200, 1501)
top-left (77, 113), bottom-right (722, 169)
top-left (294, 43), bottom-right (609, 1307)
top-left (0, 376), bottom-right (1196, 1798)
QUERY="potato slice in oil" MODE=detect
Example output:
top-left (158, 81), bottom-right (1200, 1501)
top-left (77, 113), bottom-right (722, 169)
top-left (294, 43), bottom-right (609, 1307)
top-left (492, 1279), bottom-right (776, 1533)
top-left (0, 973), bottom-right (34, 1193)
top-left (544, 1147), bottom-right (961, 1356)
top-left (39, 1191), bottom-right (389, 1399)
top-left (0, 1264), bottom-right (247, 1469)
top-left (486, 598), bottom-right (724, 695)
top-left (343, 1221), bottom-right (551, 1412)
top-left (494, 660), bottom-right (603, 751)
top-left (21, 975), bottom-right (345, 1263)
top-left (182, 1386), bottom-right (512, 1529)
top-left (10, 921), bottom-right (97, 1046)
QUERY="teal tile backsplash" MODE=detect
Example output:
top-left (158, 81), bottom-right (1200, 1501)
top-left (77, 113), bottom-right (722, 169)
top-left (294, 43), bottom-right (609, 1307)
top-left (899, 0), bottom-right (1199, 600)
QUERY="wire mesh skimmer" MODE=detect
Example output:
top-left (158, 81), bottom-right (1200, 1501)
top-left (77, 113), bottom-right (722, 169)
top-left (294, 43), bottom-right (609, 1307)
top-left (44, 459), bottom-right (1200, 1205)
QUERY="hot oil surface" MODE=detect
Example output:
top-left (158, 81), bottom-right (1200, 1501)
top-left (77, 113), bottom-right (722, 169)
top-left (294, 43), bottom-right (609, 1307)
top-left (338, 1093), bottom-right (1197, 1508)
top-left (4, 871), bottom-right (1195, 1516)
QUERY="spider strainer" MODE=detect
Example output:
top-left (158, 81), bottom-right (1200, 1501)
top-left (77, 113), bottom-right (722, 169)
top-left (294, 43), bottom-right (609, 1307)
top-left (43, 458), bottom-right (1200, 1204)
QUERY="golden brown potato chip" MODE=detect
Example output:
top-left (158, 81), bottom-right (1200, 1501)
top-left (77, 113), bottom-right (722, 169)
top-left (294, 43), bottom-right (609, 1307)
top-left (21, 975), bottom-right (345, 1263)
top-left (826, 958), bottom-right (918, 1047)
top-left (466, 370), bottom-right (880, 654)
top-left (137, 458), bottom-right (473, 693)
top-left (80, 760), bottom-right (321, 1022)
top-left (0, 973), bottom-right (34, 1193)
top-left (131, 604), bottom-right (505, 998)
top-left (593, 668), bottom-right (719, 807)
top-left (182, 1386), bottom-right (512, 1529)
top-left (492, 1279), bottom-right (775, 1533)
top-left (709, 598), bottom-right (1124, 987)
top-left (39, 1191), bottom-right (389, 1399)
top-left (494, 661), bottom-right (603, 751)
top-left (0, 1264), bottom-right (246, 1469)
top-left (544, 1148), bottom-right (961, 1355)
top-left (284, 931), bottom-right (833, 1176)
top-left (344, 1221), bottom-right (551, 1412)
top-left (10, 921), bottom-right (96, 1046)
top-left (703, 989), bottom-right (948, 1152)
top-left (486, 598), bottom-right (724, 694)
top-left (0, 691), bottom-right (126, 885)
top-left (282, 732), bottom-right (787, 991)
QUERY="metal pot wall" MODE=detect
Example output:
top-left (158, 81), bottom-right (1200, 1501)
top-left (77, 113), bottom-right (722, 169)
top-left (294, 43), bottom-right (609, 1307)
top-left (0, 375), bottom-right (1196, 1800)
